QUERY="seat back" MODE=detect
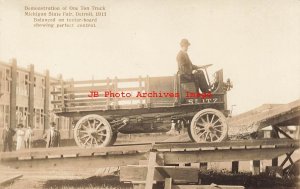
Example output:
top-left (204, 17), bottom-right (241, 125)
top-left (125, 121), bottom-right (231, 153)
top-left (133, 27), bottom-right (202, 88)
top-left (176, 73), bottom-right (197, 103)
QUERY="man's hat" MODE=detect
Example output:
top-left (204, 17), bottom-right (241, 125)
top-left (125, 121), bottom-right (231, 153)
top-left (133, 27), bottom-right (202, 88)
top-left (50, 122), bottom-right (56, 126)
top-left (180, 38), bottom-right (191, 47)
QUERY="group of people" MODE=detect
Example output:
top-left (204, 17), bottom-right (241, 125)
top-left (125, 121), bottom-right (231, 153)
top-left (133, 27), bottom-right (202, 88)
top-left (2, 123), bottom-right (33, 152)
top-left (1, 121), bottom-right (60, 152)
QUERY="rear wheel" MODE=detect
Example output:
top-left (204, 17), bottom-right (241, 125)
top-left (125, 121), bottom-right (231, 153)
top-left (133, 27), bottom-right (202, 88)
top-left (189, 108), bottom-right (228, 143)
top-left (74, 114), bottom-right (113, 148)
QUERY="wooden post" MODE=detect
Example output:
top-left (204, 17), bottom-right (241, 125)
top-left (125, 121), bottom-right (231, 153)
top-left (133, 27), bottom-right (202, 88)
top-left (68, 78), bottom-right (74, 138)
top-left (44, 70), bottom-right (50, 132)
top-left (272, 158), bottom-right (278, 166)
top-left (251, 160), bottom-right (260, 175)
top-left (138, 76), bottom-right (143, 107)
top-left (28, 64), bottom-right (34, 128)
top-left (173, 74), bottom-right (178, 105)
top-left (10, 59), bottom-right (17, 128)
top-left (177, 74), bottom-right (182, 105)
top-left (145, 75), bottom-right (150, 108)
top-left (271, 126), bottom-right (279, 166)
top-left (113, 77), bottom-right (118, 109)
top-left (232, 161), bottom-right (239, 173)
top-left (133, 184), bottom-right (144, 189)
top-left (145, 152), bottom-right (157, 189)
top-left (164, 178), bottom-right (172, 189)
top-left (106, 77), bottom-right (110, 109)
top-left (200, 162), bottom-right (208, 171)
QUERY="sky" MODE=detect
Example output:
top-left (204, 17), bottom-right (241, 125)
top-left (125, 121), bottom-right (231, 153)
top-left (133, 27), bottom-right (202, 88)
top-left (0, 0), bottom-right (299, 114)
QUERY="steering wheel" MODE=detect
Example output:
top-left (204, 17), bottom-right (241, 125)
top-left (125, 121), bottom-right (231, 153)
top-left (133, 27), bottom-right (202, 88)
top-left (196, 64), bottom-right (213, 70)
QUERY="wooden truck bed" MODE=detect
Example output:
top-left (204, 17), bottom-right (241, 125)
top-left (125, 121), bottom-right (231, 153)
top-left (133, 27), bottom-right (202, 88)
top-left (51, 70), bottom-right (228, 117)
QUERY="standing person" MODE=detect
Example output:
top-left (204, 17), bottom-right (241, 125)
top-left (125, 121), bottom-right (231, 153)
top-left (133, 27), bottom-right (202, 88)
top-left (24, 125), bottom-right (34, 149)
top-left (16, 123), bottom-right (25, 150)
top-left (43, 122), bottom-right (60, 148)
top-left (2, 125), bottom-right (16, 152)
top-left (176, 38), bottom-right (210, 92)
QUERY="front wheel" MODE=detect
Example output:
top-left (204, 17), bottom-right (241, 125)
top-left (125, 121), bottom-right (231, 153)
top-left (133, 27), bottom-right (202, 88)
top-left (188, 108), bottom-right (228, 143)
top-left (74, 114), bottom-right (113, 148)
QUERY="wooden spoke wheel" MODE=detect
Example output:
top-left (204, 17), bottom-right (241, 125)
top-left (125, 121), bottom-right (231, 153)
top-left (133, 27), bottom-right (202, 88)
top-left (74, 114), bottom-right (113, 148)
top-left (189, 108), bottom-right (228, 143)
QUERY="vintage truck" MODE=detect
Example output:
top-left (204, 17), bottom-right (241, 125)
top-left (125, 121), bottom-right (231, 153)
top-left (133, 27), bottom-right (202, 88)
top-left (51, 64), bottom-right (232, 147)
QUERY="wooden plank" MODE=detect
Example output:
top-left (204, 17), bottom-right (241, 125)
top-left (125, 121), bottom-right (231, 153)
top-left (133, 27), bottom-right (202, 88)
top-left (200, 162), bottom-right (208, 171)
top-left (64, 100), bottom-right (107, 105)
top-left (232, 161), bottom-right (239, 173)
top-left (64, 85), bottom-right (112, 93)
top-left (1, 153), bottom-right (147, 171)
top-left (133, 184), bottom-right (145, 189)
top-left (67, 96), bottom-right (146, 102)
top-left (171, 185), bottom-right (244, 189)
top-left (64, 105), bottom-right (108, 112)
top-left (145, 152), bottom-right (157, 189)
top-left (153, 139), bottom-right (299, 150)
top-left (251, 160), bottom-right (260, 175)
top-left (106, 77), bottom-right (110, 107)
top-left (117, 87), bottom-right (145, 91)
top-left (117, 77), bottom-right (146, 82)
top-left (75, 94), bottom-right (101, 98)
top-left (51, 77), bottom-right (146, 86)
top-left (0, 144), bottom-right (152, 160)
top-left (139, 76), bottom-right (143, 106)
top-left (51, 79), bottom-right (108, 85)
top-left (120, 166), bottom-right (199, 183)
top-left (145, 75), bottom-right (150, 107)
top-left (174, 74), bottom-right (179, 105)
top-left (113, 77), bottom-right (118, 109)
top-left (118, 104), bottom-right (145, 109)
top-left (0, 174), bottom-right (23, 186)
top-left (53, 97), bottom-right (149, 105)
top-left (52, 94), bottom-right (107, 101)
top-left (272, 157), bottom-right (278, 166)
top-left (162, 148), bottom-right (296, 164)
top-left (50, 90), bottom-right (62, 95)
top-left (164, 178), bottom-right (172, 189)
top-left (2, 139), bottom-right (293, 161)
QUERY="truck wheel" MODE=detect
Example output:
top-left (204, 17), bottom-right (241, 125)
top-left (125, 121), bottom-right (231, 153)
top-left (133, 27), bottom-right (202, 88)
top-left (74, 114), bottom-right (113, 148)
top-left (189, 108), bottom-right (228, 143)
top-left (109, 132), bottom-right (118, 146)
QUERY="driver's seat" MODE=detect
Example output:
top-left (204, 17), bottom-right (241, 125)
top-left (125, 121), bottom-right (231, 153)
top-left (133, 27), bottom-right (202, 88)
top-left (177, 73), bottom-right (197, 103)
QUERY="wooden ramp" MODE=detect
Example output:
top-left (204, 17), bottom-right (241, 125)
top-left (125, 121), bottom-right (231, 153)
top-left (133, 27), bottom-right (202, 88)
top-left (1, 139), bottom-right (298, 189)
top-left (227, 99), bottom-right (300, 137)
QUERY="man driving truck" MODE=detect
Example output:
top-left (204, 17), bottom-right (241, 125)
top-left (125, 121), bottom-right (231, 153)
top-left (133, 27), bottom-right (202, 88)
top-left (176, 39), bottom-right (210, 92)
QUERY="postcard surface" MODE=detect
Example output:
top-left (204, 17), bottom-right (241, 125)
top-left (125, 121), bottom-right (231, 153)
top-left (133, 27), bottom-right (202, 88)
top-left (0, 0), bottom-right (299, 188)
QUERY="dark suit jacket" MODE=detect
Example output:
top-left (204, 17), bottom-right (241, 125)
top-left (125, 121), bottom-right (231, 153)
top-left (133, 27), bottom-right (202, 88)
top-left (2, 128), bottom-right (16, 143)
top-left (177, 50), bottom-right (198, 75)
top-left (44, 129), bottom-right (60, 148)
